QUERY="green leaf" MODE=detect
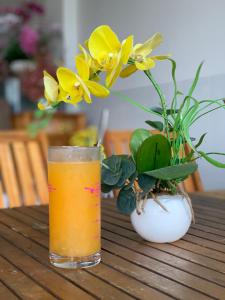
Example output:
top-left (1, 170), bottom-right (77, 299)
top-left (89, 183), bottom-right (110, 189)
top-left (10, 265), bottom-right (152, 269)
top-left (145, 120), bottom-right (163, 131)
top-left (101, 155), bottom-right (136, 189)
top-left (101, 183), bottom-right (113, 193)
top-left (199, 151), bottom-right (225, 168)
top-left (136, 135), bottom-right (171, 173)
top-left (115, 156), bottom-right (136, 188)
top-left (117, 188), bottom-right (136, 214)
top-left (138, 174), bottom-right (156, 193)
top-left (150, 106), bottom-right (179, 115)
top-left (183, 62), bottom-right (204, 115)
top-left (101, 156), bottom-right (122, 185)
top-left (144, 162), bottom-right (198, 180)
top-left (187, 61), bottom-right (204, 99)
top-left (195, 133), bottom-right (207, 148)
top-left (129, 129), bottom-right (151, 161)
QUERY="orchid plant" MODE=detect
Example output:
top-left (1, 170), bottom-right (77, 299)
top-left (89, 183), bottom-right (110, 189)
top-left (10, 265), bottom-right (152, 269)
top-left (40, 25), bottom-right (225, 214)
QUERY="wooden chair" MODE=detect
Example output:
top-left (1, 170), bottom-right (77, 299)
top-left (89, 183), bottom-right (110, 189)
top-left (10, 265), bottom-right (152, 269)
top-left (0, 130), bottom-right (48, 208)
top-left (12, 111), bottom-right (87, 146)
top-left (104, 130), bottom-right (204, 193)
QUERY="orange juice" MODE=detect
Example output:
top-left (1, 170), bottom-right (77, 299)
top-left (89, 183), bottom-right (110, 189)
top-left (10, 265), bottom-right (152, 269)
top-left (48, 160), bottom-right (101, 258)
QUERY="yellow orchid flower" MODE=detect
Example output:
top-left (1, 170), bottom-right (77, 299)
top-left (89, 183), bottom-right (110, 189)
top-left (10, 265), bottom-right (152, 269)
top-left (77, 44), bottom-right (101, 81)
top-left (39, 71), bottom-right (79, 110)
top-left (57, 56), bottom-right (109, 104)
top-left (88, 25), bottom-right (133, 87)
top-left (120, 33), bottom-right (170, 77)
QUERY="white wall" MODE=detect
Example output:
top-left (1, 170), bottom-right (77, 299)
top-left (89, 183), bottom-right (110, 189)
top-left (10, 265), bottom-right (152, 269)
top-left (62, 0), bottom-right (225, 190)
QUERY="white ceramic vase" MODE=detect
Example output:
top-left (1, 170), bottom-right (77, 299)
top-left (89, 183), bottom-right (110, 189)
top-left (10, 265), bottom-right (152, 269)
top-left (130, 194), bottom-right (192, 243)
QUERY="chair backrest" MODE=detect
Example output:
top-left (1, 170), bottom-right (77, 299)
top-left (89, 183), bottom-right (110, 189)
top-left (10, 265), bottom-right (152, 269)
top-left (0, 130), bottom-right (48, 208)
top-left (104, 130), bottom-right (204, 193)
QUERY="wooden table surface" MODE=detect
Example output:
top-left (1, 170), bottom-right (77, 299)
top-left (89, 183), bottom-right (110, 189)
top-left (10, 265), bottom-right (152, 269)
top-left (1, 194), bottom-right (225, 300)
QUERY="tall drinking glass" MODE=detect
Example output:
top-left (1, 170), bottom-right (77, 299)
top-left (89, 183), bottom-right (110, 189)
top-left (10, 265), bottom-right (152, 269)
top-left (48, 146), bottom-right (101, 269)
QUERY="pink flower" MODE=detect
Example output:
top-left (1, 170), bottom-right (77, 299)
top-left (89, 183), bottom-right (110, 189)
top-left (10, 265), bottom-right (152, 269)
top-left (19, 25), bottom-right (39, 55)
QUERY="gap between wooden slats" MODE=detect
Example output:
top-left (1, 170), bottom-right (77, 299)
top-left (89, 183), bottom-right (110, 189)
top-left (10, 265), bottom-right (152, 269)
top-left (0, 144), bottom-right (21, 207)
top-left (0, 280), bottom-right (19, 300)
top-left (27, 141), bottom-right (48, 204)
top-left (13, 142), bottom-right (36, 206)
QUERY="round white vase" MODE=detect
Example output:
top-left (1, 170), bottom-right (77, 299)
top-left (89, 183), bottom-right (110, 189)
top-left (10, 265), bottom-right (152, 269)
top-left (130, 194), bottom-right (192, 243)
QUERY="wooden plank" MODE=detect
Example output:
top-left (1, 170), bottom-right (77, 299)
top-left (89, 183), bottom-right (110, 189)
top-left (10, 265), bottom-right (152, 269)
top-left (13, 142), bottom-right (36, 206)
top-left (188, 227), bottom-right (225, 244)
top-left (0, 256), bottom-right (55, 300)
top-left (192, 194), bottom-right (225, 209)
top-left (101, 230), bottom-right (225, 299)
top-left (33, 204), bottom-right (225, 276)
top-left (85, 258), bottom-right (171, 300)
top-left (0, 281), bottom-right (19, 300)
top-left (101, 212), bottom-right (225, 273)
top-left (101, 219), bottom-right (225, 285)
top-left (192, 222), bottom-right (225, 237)
top-left (2, 195), bottom-right (225, 299)
top-left (34, 203), bottom-right (225, 273)
top-left (195, 217), bottom-right (225, 232)
top-left (102, 202), bottom-right (225, 248)
top-left (0, 213), bottom-right (137, 300)
top-left (38, 132), bottom-right (48, 159)
top-left (102, 202), bottom-right (225, 238)
top-left (182, 234), bottom-right (225, 252)
top-left (0, 237), bottom-right (95, 300)
top-left (0, 210), bottom-right (208, 300)
top-left (101, 203), bottom-right (225, 262)
top-left (27, 141), bottom-right (48, 205)
top-left (0, 144), bottom-right (21, 207)
top-left (19, 208), bottom-right (225, 300)
top-left (195, 210), bottom-right (225, 224)
top-left (3, 210), bottom-right (171, 300)
top-left (194, 203), bottom-right (225, 217)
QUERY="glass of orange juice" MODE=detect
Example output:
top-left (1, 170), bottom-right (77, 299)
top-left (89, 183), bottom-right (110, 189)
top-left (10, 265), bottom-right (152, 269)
top-left (48, 146), bottom-right (101, 269)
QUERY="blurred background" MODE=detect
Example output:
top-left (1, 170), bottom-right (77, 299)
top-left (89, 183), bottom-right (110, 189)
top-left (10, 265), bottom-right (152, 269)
top-left (0, 0), bottom-right (225, 191)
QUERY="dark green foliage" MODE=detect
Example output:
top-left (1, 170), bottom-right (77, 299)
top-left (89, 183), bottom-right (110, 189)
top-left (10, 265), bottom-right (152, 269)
top-left (102, 156), bottom-right (122, 185)
top-left (150, 106), bottom-right (179, 116)
top-left (101, 155), bottom-right (136, 191)
top-left (138, 174), bottom-right (156, 193)
top-left (117, 187), bottom-right (136, 214)
top-left (145, 120), bottom-right (163, 131)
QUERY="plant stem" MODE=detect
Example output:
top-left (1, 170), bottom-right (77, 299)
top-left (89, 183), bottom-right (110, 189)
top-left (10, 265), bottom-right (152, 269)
top-left (144, 70), bottom-right (170, 142)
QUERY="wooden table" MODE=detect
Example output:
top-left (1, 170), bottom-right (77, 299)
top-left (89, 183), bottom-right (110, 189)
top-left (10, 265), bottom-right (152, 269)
top-left (1, 194), bottom-right (225, 299)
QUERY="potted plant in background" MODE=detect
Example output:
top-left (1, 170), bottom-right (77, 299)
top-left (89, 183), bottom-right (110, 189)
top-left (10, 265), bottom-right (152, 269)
top-left (40, 25), bottom-right (225, 243)
top-left (0, 1), bottom-right (61, 110)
